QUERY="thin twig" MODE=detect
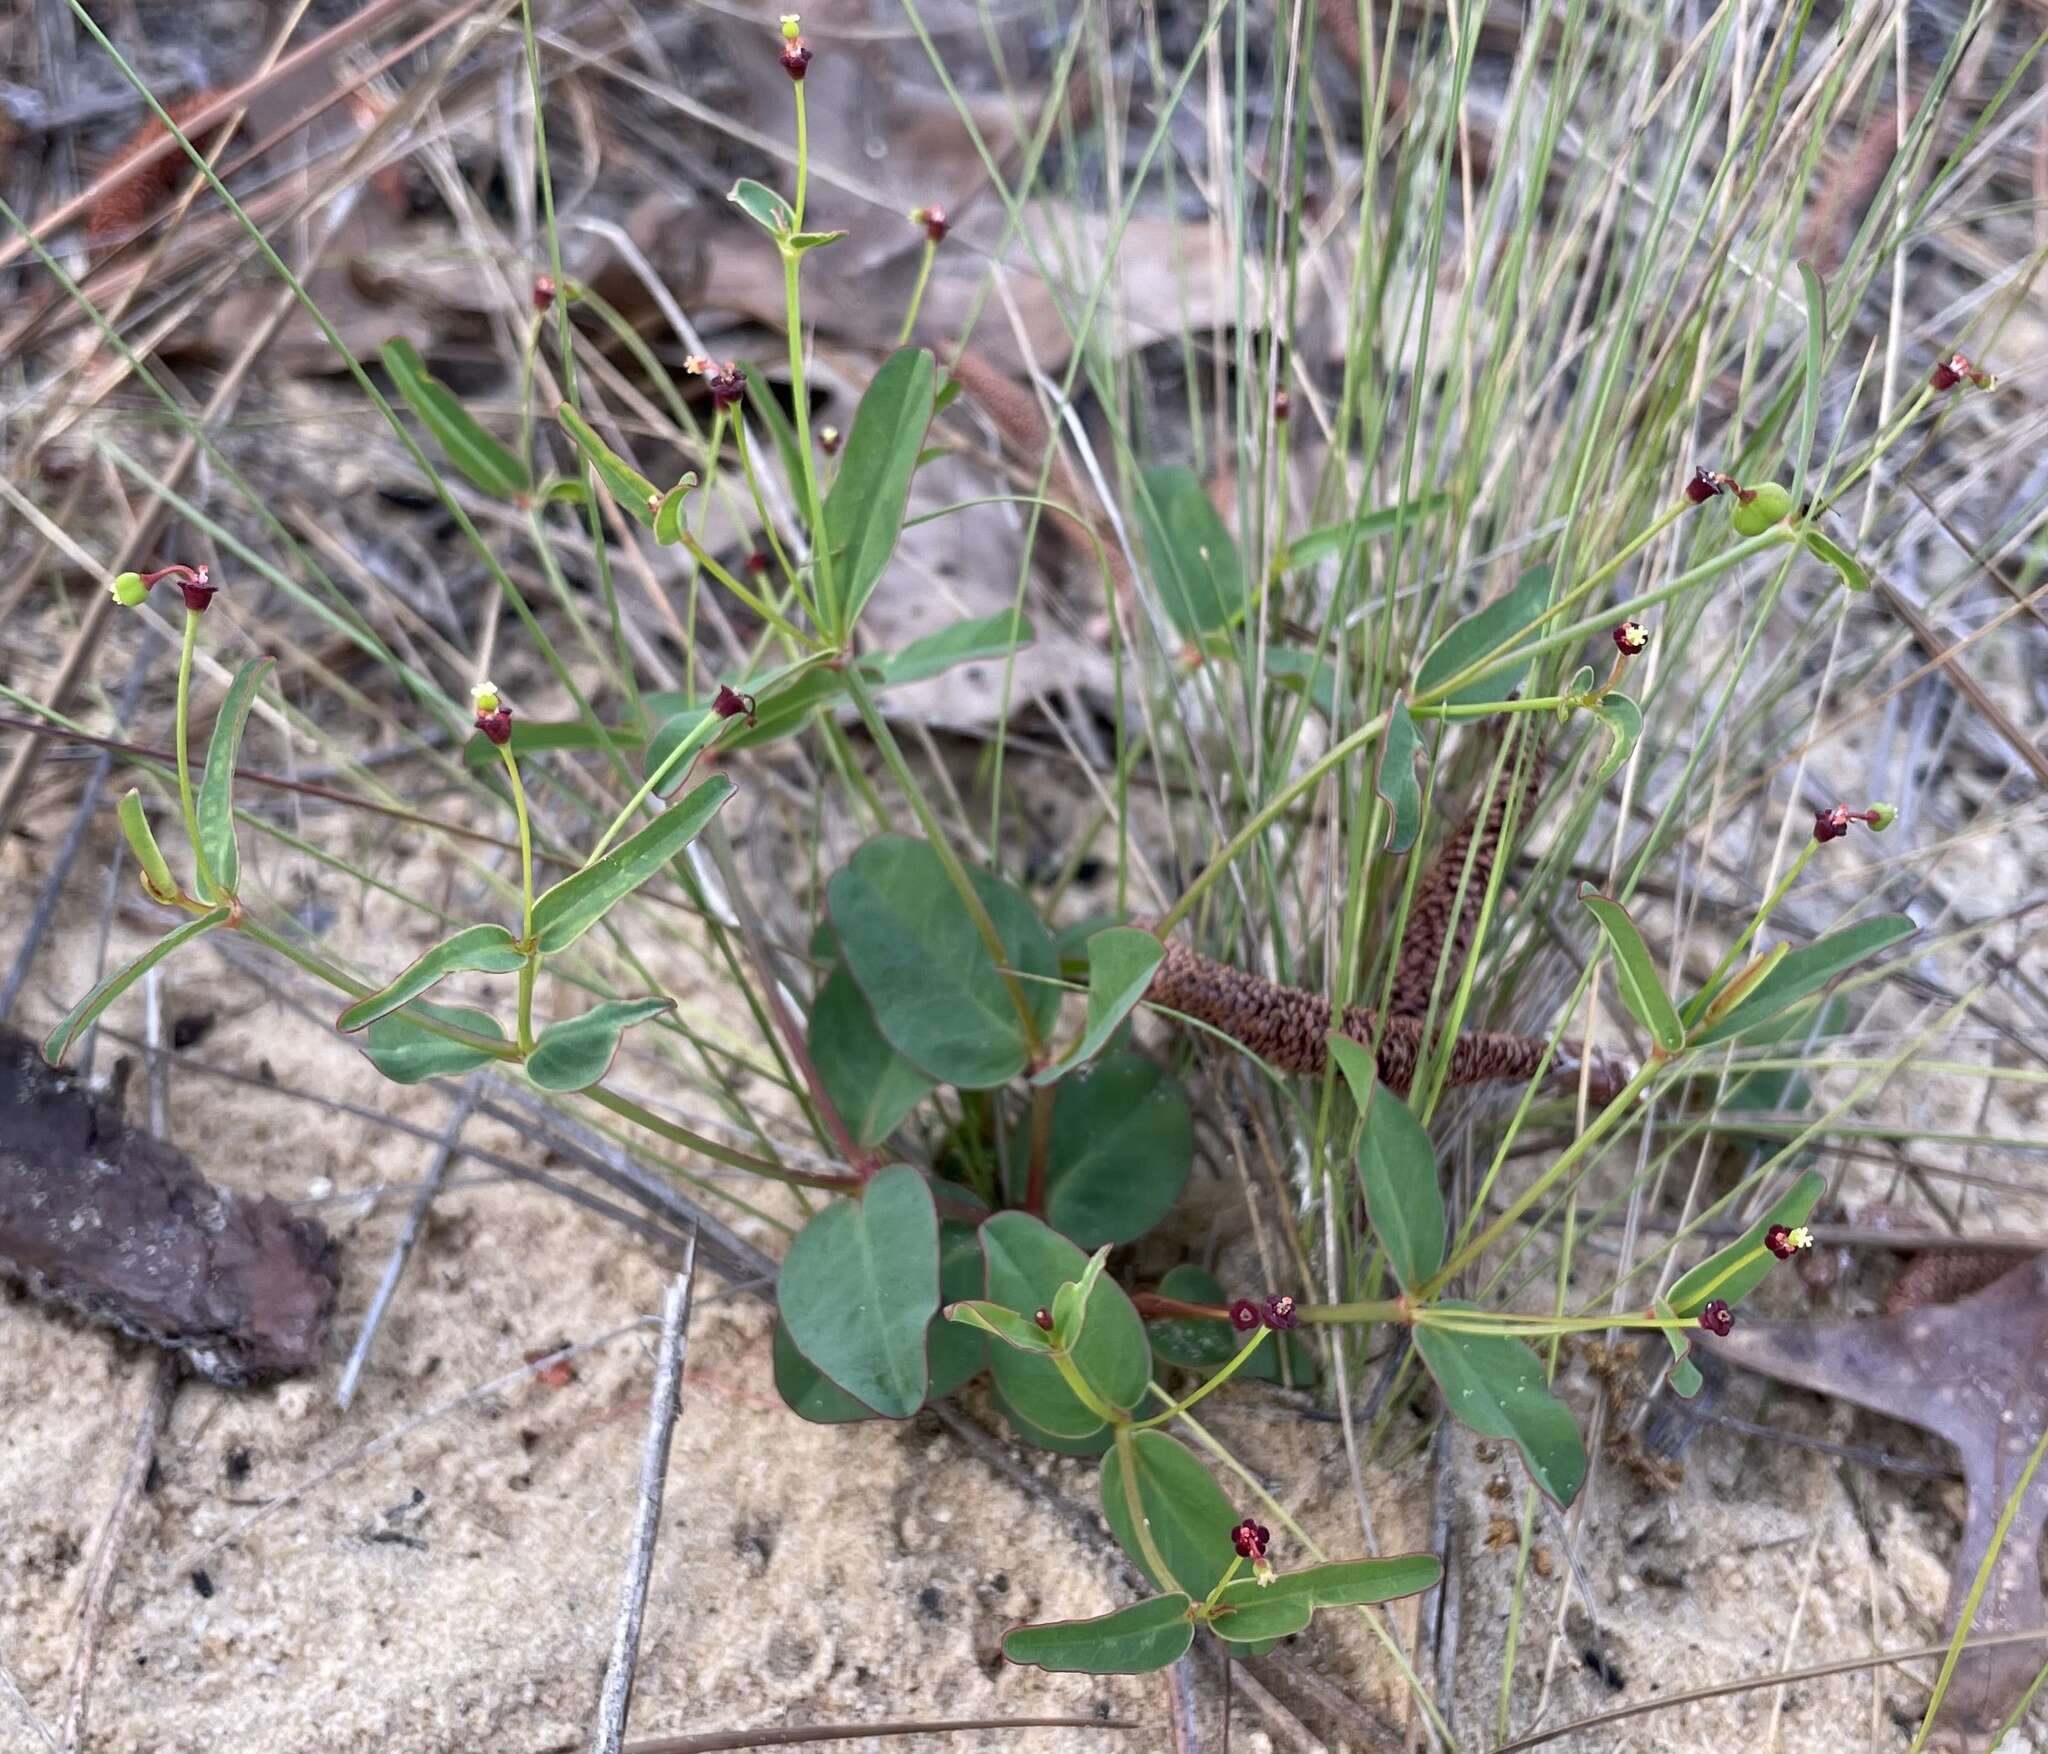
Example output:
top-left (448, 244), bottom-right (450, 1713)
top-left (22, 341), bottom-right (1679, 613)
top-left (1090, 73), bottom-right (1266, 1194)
top-left (0, 1659), bottom-right (58, 1754)
top-left (591, 1239), bottom-right (699, 1754)
top-left (335, 1079), bottom-right (481, 1410)
top-left (61, 1355), bottom-right (177, 1754)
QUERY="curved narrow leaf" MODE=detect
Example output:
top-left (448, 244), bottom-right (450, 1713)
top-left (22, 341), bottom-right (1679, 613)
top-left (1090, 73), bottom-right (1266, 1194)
top-left (808, 964), bottom-right (936, 1147)
top-left (728, 176), bottom-right (794, 235)
top-left (555, 403), bottom-right (658, 524)
top-left (1415, 565), bottom-right (1550, 707)
top-left (1591, 692), bottom-right (1642, 784)
top-left (1579, 886), bottom-right (1684, 1053)
top-left (532, 775), bottom-right (735, 954)
top-left (826, 835), bottom-right (1058, 1089)
top-left (382, 339), bottom-right (530, 500)
top-left (1665, 1169), bottom-right (1825, 1317)
top-left (1269, 1554), bottom-right (1442, 1608)
top-left (1133, 464), bottom-right (1246, 639)
top-left (823, 347), bottom-right (936, 632)
top-left (773, 1319), bottom-right (879, 1424)
top-left (1149, 1265), bottom-right (1316, 1386)
top-left (525, 997), bottom-right (674, 1092)
top-left (364, 1000), bottom-right (506, 1084)
top-left (946, 1300), bottom-right (1056, 1354)
top-left (1275, 494), bottom-right (1451, 572)
top-left (1209, 1578), bottom-right (1313, 1643)
top-left (875, 611), bottom-right (1035, 689)
top-left (1007, 1055), bottom-right (1191, 1248)
top-left (777, 1165), bottom-right (939, 1419)
top-left (1413, 1313), bottom-right (1587, 1504)
top-left (1804, 529), bottom-right (1868, 592)
top-left (337, 924), bottom-right (527, 1033)
top-left (982, 1211), bottom-right (1147, 1440)
top-left (196, 655), bottom-right (272, 896)
top-left (1560, 664), bottom-right (1596, 722)
top-left (1350, 1066), bottom-right (1445, 1292)
top-left (1688, 912), bottom-right (1915, 1047)
top-left (651, 476), bottom-right (698, 546)
top-left (43, 906), bottom-right (231, 1064)
top-left (787, 228), bottom-right (847, 253)
top-left (117, 789), bottom-right (178, 904)
top-left (1101, 1430), bottom-right (1239, 1599)
top-left (1032, 927), bottom-right (1164, 1084)
top-left (1376, 696), bottom-right (1422, 854)
top-left (1698, 942), bottom-right (1790, 1029)
top-left (1002, 1594), bottom-right (1194, 1675)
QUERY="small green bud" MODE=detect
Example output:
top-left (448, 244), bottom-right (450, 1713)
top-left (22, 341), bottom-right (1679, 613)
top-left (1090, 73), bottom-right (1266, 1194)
top-left (110, 571), bottom-right (149, 608)
top-left (1865, 802), bottom-right (1898, 832)
top-left (1730, 481), bottom-right (1793, 536)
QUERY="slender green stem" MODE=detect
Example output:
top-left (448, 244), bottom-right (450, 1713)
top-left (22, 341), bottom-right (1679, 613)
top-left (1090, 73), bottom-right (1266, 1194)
top-left (731, 419), bottom-right (802, 598)
top-left (897, 239), bottom-right (938, 345)
top-left (1679, 837), bottom-right (1817, 1026)
top-left (1050, 1348), bottom-right (1126, 1429)
top-left (1411, 694), bottom-right (1577, 722)
top-left (793, 80), bottom-right (810, 228)
top-left (1131, 1330), bottom-right (1271, 1430)
top-left (585, 1085), bottom-right (859, 1190)
top-left (1297, 1298), bottom-right (1404, 1324)
top-left (495, 741), bottom-right (539, 1055)
top-left (174, 609), bottom-right (217, 898)
top-left (683, 530), bottom-right (818, 648)
top-left (1201, 1555), bottom-right (1246, 1612)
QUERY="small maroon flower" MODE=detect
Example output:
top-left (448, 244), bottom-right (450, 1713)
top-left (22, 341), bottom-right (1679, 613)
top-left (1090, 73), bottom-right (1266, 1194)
top-left (1033, 1306), bottom-right (1054, 1331)
top-left (911, 204), bottom-right (949, 245)
top-left (819, 424), bottom-right (842, 457)
top-left (1684, 465), bottom-right (1724, 504)
top-left (1612, 619), bottom-right (1649, 656)
top-left (1262, 1293), bottom-right (1299, 1331)
top-left (1230, 1518), bottom-right (1270, 1561)
top-left (532, 274), bottom-right (556, 314)
top-left (1813, 804), bottom-right (1852, 843)
top-left (1765, 1224), bottom-right (1797, 1260)
top-left (475, 705), bottom-right (514, 747)
top-left (177, 572), bottom-right (217, 613)
top-left (1273, 386), bottom-right (1291, 422)
top-left (781, 36), bottom-right (812, 79)
top-left (682, 356), bottom-right (746, 410)
top-left (1697, 1300), bottom-right (1734, 1337)
top-left (745, 550), bottom-right (771, 578)
top-left (712, 683), bottom-right (757, 723)
top-left (1228, 1299), bottom-right (1261, 1334)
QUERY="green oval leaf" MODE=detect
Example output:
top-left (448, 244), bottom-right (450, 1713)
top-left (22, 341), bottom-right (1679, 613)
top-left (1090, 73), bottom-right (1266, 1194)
top-left (1578, 886), bottom-right (1684, 1054)
top-left (382, 338), bottom-right (531, 500)
top-left (1413, 1314), bottom-right (1586, 1504)
top-left (1688, 912), bottom-right (1915, 1047)
top-left (1149, 1265), bottom-right (1316, 1387)
top-left (827, 835), bottom-right (1058, 1089)
top-left (1375, 696), bottom-right (1422, 855)
top-left (532, 774), bottom-right (736, 954)
top-left (337, 924), bottom-right (528, 1033)
top-left (1002, 1593), bottom-right (1194, 1675)
top-left (1032, 927), bottom-right (1165, 1084)
top-left (1348, 1065), bottom-right (1445, 1292)
top-left (982, 1211), bottom-right (1147, 1439)
top-left (808, 963), bottom-right (936, 1148)
top-left (525, 996), bottom-right (674, 1092)
top-left (1665, 1168), bottom-right (1825, 1317)
top-left (728, 176), bottom-right (795, 236)
top-left (777, 1165), bottom-right (939, 1419)
top-left (363, 1000), bottom-right (506, 1084)
top-left (1415, 564), bottom-right (1550, 707)
top-left (1591, 692), bottom-right (1642, 784)
top-left (823, 347), bottom-right (936, 632)
top-left (555, 403), bottom-right (658, 524)
top-left (1006, 1055), bottom-right (1191, 1248)
top-left (196, 655), bottom-right (272, 896)
top-left (1133, 464), bottom-right (1246, 639)
top-left (1208, 1579), bottom-right (1313, 1644)
top-left (874, 610), bottom-right (1036, 689)
top-left (117, 789), bottom-right (178, 904)
top-left (1275, 494), bottom-right (1451, 572)
top-left (1267, 1553), bottom-right (1443, 1609)
top-left (773, 1318), bottom-right (879, 1424)
top-left (1101, 1430), bottom-right (1240, 1599)
top-left (43, 905), bottom-right (231, 1064)
top-left (991, 1381), bottom-right (1114, 1455)
top-left (787, 228), bottom-right (848, 253)
top-left (928, 1217), bottom-right (988, 1399)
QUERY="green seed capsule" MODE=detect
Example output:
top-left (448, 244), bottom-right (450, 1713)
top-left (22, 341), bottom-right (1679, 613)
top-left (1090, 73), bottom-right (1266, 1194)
top-left (1730, 481), bottom-right (1792, 536)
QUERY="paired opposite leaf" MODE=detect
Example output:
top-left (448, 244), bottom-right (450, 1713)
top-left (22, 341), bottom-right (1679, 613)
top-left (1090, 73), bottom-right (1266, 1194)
top-left (1414, 565), bottom-right (1550, 707)
top-left (337, 924), bottom-right (528, 1033)
top-left (1002, 1593), bottom-right (1195, 1675)
top-left (555, 403), bottom-right (658, 524)
top-left (117, 790), bottom-right (178, 903)
top-left (1375, 697), bottom-right (1422, 855)
top-left (822, 347), bottom-right (936, 631)
top-left (525, 997), bottom-right (674, 1092)
top-left (777, 1165), bottom-right (939, 1419)
top-left (1413, 1313), bottom-right (1587, 1504)
top-left (43, 906), bottom-right (231, 1065)
top-left (1665, 1168), bottom-right (1825, 1318)
top-left (982, 1212), bottom-right (1148, 1443)
top-left (1100, 1429), bottom-right (1240, 1599)
top-left (1688, 912), bottom-right (1915, 1047)
top-left (1579, 886), bottom-right (1684, 1053)
top-left (946, 1300), bottom-right (1056, 1354)
top-left (1805, 528), bottom-right (1868, 592)
top-left (382, 339), bottom-right (531, 501)
top-left (1211, 1553), bottom-right (1444, 1643)
top-left (1132, 465), bottom-right (1247, 639)
top-left (196, 655), bottom-right (272, 896)
top-left (363, 1000), bottom-right (506, 1084)
top-left (531, 775), bottom-right (735, 953)
top-left (1032, 927), bottom-right (1164, 1083)
top-left (1591, 693), bottom-right (1642, 784)
top-left (1344, 1057), bottom-right (1446, 1292)
top-left (728, 176), bottom-right (795, 236)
